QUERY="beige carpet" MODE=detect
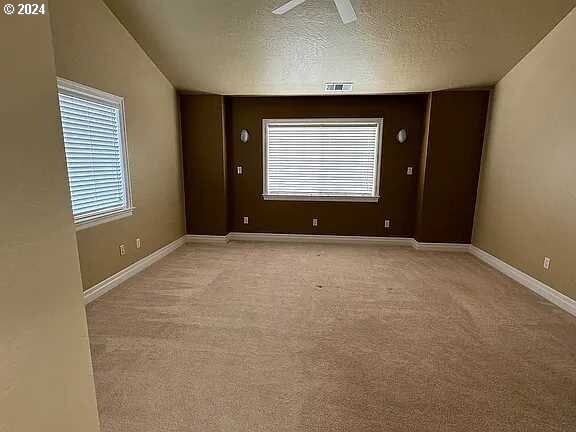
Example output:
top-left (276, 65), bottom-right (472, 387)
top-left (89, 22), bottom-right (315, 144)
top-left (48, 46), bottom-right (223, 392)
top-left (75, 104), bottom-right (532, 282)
top-left (87, 242), bottom-right (576, 431)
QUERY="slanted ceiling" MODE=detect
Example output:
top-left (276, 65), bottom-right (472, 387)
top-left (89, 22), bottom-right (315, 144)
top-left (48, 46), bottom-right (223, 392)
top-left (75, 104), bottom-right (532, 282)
top-left (103, 0), bottom-right (576, 95)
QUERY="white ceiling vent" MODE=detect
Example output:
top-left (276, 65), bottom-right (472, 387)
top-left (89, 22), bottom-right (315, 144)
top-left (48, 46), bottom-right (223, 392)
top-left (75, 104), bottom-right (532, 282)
top-left (325, 82), bottom-right (353, 92)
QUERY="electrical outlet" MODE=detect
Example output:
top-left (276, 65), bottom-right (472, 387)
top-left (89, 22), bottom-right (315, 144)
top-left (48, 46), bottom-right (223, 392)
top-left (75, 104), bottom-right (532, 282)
top-left (136, 238), bottom-right (141, 249)
top-left (312, 218), bottom-right (318, 227)
top-left (237, 166), bottom-right (243, 175)
top-left (543, 257), bottom-right (551, 270)
top-left (385, 220), bottom-right (391, 228)
top-left (119, 244), bottom-right (126, 256)
top-left (243, 216), bottom-right (249, 225)
top-left (407, 167), bottom-right (414, 176)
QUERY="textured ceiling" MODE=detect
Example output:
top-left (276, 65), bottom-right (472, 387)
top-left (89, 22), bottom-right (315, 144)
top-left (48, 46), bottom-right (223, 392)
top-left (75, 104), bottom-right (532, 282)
top-left (102, 0), bottom-right (576, 95)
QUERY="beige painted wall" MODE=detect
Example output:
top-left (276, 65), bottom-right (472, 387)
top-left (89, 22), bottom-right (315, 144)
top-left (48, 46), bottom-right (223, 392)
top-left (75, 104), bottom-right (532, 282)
top-left (0, 9), bottom-right (100, 432)
top-left (474, 7), bottom-right (576, 300)
top-left (50, 0), bottom-right (186, 289)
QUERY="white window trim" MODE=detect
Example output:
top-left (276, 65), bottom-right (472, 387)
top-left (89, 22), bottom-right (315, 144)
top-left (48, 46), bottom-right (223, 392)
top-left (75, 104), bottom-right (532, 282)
top-left (262, 118), bottom-right (384, 203)
top-left (57, 78), bottom-right (134, 230)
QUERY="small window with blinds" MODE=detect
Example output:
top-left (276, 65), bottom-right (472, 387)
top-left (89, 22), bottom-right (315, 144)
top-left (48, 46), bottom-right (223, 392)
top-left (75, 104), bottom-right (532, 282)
top-left (263, 119), bottom-right (383, 202)
top-left (57, 79), bottom-right (132, 228)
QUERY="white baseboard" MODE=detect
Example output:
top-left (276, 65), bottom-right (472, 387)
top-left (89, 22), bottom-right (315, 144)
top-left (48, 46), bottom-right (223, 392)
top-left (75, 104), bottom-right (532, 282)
top-left (226, 233), bottom-right (472, 252)
top-left (470, 245), bottom-right (576, 317)
top-left (84, 236), bottom-right (186, 305)
top-left (185, 234), bottom-right (230, 244)
top-left (227, 232), bottom-right (413, 246)
top-left (412, 240), bottom-right (471, 252)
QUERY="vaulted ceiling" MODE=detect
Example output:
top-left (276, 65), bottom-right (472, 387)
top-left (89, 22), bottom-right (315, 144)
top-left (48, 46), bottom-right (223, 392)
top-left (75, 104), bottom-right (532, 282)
top-left (103, 0), bottom-right (576, 95)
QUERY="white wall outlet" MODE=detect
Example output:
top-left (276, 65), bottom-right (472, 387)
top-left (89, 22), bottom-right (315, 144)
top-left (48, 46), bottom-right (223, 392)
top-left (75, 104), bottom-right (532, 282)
top-left (243, 216), bottom-right (249, 225)
top-left (312, 218), bottom-right (319, 227)
top-left (407, 167), bottom-right (414, 176)
top-left (543, 257), bottom-right (551, 270)
top-left (136, 238), bottom-right (141, 249)
top-left (385, 220), bottom-right (391, 228)
top-left (119, 244), bottom-right (126, 256)
top-left (237, 166), bottom-right (243, 175)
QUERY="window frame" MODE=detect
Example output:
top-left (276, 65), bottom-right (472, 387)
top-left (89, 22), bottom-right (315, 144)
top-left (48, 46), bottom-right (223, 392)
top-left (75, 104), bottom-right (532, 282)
top-left (57, 78), bottom-right (133, 231)
top-left (262, 118), bottom-right (384, 203)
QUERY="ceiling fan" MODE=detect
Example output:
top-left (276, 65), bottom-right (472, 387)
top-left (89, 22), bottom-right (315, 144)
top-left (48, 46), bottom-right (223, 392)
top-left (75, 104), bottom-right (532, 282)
top-left (272, 0), bottom-right (357, 24)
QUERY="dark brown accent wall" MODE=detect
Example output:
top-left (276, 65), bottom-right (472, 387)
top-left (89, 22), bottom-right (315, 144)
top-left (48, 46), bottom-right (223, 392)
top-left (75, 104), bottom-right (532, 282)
top-left (416, 90), bottom-right (490, 243)
top-left (226, 96), bottom-right (428, 236)
top-left (180, 92), bottom-right (489, 242)
top-left (180, 95), bottom-right (228, 235)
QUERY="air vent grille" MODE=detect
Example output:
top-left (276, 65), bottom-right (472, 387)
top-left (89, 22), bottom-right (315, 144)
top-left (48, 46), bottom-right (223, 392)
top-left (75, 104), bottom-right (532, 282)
top-left (325, 82), bottom-right (353, 92)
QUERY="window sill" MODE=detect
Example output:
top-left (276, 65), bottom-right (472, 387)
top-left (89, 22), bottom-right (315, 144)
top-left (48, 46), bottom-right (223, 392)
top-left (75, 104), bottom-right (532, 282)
top-left (262, 195), bottom-right (379, 203)
top-left (75, 208), bottom-right (134, 231)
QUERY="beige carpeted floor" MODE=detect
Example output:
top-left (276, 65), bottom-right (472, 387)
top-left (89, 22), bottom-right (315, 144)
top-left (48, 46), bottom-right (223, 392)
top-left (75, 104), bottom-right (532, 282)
top-left (87, 242), bottom-right (576, 432)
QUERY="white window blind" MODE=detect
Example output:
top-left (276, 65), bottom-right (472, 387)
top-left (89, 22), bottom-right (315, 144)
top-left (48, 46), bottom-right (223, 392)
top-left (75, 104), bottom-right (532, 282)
top-left (263, 119), bottom-right (383, 202)
top-left (57, 79), bottom-right (132, 228)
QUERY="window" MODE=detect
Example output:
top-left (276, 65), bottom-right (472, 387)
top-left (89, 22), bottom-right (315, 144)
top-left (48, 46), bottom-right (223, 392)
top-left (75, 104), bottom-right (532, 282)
top-left (57, 78), bottom-right (132, 229)
top-left (263, 118), bottom-right (383, 202)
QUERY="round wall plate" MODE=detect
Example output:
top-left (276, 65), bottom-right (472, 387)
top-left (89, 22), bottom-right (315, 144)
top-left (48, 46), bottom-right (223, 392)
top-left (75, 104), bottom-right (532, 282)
top-left (397, 129), bottom-right (407, 143)
top-left (240, 129), bottom-right (250, 143)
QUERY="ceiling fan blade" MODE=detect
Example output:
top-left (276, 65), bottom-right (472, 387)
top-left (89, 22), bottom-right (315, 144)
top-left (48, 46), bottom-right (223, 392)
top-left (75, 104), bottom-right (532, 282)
top-left (333, 0), bottom-right (357, 24)
top-left (272, 0), bottom-right (308, 15)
